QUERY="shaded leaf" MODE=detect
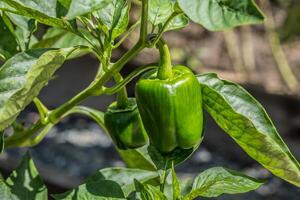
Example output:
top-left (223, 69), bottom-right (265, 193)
top-left (177, 0), bottom-right (264, 31)
top-left (197, 73), bottom-right (300, 186)
top-left (0, 15), bottom-right (18, 59)
top-left (87, 167), bottom-right (159, 197)
top-left (117, 145), bottom-right (157, 171)
top-left (5, 152), bottom-right (48, 200)
top-left (53, 180), bottom-right (125, 200)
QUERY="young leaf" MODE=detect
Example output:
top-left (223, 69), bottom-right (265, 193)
top-left (134, 180), bottom-right (167, 200)
top-left (184, 167), bottom-right (263, 199)
top-left (0, 47), bottom-right (78, 131)
top-left (94, 0), bottom-right (130, 40)
top-left (177, 0), bottom-right (265, 31)
top-left (171, 163), bottom-right (181, 200)
top-left (87, 167), bottom-right (159, 197)
top-left (6, 152), bottom-right (48, 200)
top-left (149, 0), bottom-right (188, 31)
top-left (197, 73), bottom-right (300, 187)
top-left (53, 180), bottom-right (125, 200)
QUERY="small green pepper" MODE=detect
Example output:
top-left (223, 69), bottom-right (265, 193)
top-left (104, 98), bottom-right (148, 150)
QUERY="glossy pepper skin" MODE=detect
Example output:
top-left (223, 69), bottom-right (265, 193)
top-left (135, 66), bottom-right (204, 153)
top-left (104, 98), bottom-right (148, 150)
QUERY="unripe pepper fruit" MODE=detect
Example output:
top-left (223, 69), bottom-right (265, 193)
top-left (135, 39), bottom-right (204, 153)
top-left (104, 72), bottom-right (148, 150)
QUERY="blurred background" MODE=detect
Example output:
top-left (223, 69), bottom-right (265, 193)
top-left (1, 0), bottom-right (300, 199)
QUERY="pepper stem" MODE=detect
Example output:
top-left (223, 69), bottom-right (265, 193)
top-left (114, 73), bottom-right (129, 109)
top-left (156, 38), bottom-right (173, 80)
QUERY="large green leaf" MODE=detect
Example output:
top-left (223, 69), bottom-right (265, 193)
top-left (177, 0), bottom-right (264, 31)
top-left (94, 0), bottom-right (129, 39)
top-left (87, 167), bottom-right (159, 197)
top-left (184, 167), bottom-right (263, 199)
top-left (0, 47), bottom-right (77, 131)
top-left (149, 0), bottom-right (188, 31)
top-left (197, 73), bottom-right (300, 186)
top-left (5, 152), bottom-right (48, 200)
top-left (1, 0), bottom-right (112, 28)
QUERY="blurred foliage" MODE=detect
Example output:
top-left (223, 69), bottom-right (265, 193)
top-left (279, 0), bottom-right (300, 41)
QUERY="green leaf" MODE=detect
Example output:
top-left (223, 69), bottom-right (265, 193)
top-left (117, 146), bottom-right (157, 171)
top-left (0, 47), bottom-right (77, 131)
top-left (66, 0), bottom-right (113, 20)
top-left (167, 13), bottom-right (189, 31)
top-left (94, 0), bottom-right (129, 39)
top-left (33, 28), bottom-right (92, 49)
top-left (1, 0), bottom-right (112, 28)
top-left (134, 180), bottom-right (167, 200)
top-left (177, 0), bottom-right (265, 31)
top-left (5, 152), bottom-right (48, 200)
top-left (197, 73), bottom-right (300, 187)
top-left (0, 180), bottom-right (19, 200)
top-left (7, 13), bottom-right (38, 51)
top-left (53, 180), bottom-right (125, 200)
top-left (149, 0), bottom-right (188, 31)
top-left (87, 167), bottom-right (159, 197)
top-left (1, 0), bottom-right (67, 28)
top-left (171, 163), bottom-right (181, 200)
top-left (184, 167), bottom-right (263, 199)
top-left (147, 144), bottom-right (199, 170)
top-left (0, 15), bottom-right (18, 59)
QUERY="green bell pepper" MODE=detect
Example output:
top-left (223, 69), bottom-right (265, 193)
top-left (135, 38), bottom-right (204, 153)
top-left (135, 66), bottom-right (204, 153)
top-left (104, 97), bottom-right (148, 150)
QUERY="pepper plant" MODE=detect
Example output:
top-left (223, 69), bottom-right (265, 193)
top-left (0, 0), bottom-right (300, 199)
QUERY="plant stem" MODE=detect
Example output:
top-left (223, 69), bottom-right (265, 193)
top-left (114, 73), bottom-right (129, 109)
top-left (262, 0), bottom-right (299, 92)
top-left (160, 159), bottom-right (169, 192)
top-left (156, 39), bottom-right (173, 80)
